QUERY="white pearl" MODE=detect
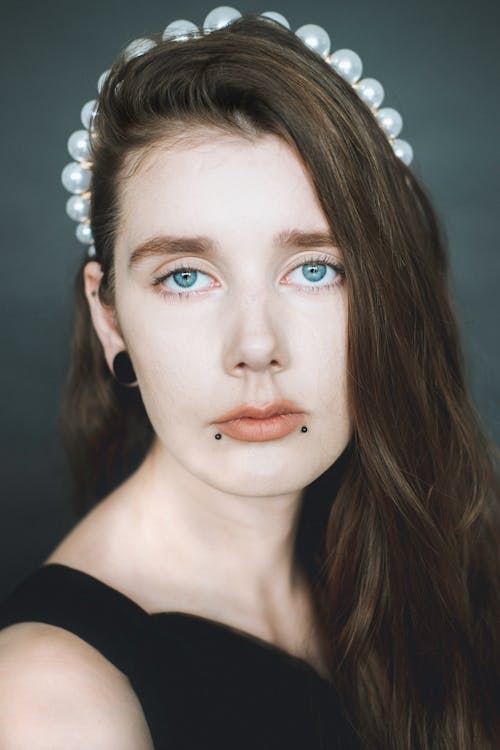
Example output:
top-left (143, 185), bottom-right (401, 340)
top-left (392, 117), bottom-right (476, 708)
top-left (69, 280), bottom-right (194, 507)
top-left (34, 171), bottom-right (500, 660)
top-left (66, 195), bottom-right (90, 222)
top-left (259, 11), bottom-right (290, 29)
top-left (354, 77), bottom-right (384, 109)
top-left (203, 6), bottom-right (242, 32)
top-left (329, 49), bottom-right (362, 84)
top-left (87, 244), bottom-right (97, 258)
top-left (376, 107), bottom-right (403, 138)
top-left (162, 19), bottom-right (199, 41)
top-left (97, 69), bottom-right (110, 93)
top-left (392, 138), bottom-right (413, 165)
top-left (76, 222), bottom-right (94, 245)
top-left (80, 99), bottom-right (97, 129)
top-left (61, 162), bottom-right (91, 194)
top-left (67, 130), bottom-right (90, 162)
top-left (124, 38), bottom-right (157, 61)
top-left (295, 24), bottom-right (331, 58)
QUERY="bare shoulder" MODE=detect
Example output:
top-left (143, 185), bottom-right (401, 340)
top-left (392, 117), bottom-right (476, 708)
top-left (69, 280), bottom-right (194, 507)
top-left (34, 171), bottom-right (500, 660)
top-left (0, 621), bottom-right (154, 749)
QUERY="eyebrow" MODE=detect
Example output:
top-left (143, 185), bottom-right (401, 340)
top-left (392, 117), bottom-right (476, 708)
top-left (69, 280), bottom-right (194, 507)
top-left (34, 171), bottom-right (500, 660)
top-left (128, 228), bottom-right (338, 271)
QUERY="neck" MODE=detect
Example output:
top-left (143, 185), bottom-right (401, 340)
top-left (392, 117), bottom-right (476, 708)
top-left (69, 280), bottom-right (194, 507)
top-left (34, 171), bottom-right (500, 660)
top-left (119, 437), bottom-right (308, 620)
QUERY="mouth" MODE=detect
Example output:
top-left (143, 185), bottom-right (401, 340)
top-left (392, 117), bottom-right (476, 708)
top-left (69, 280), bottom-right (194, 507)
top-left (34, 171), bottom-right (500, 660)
top-left (214, 399), bottom-right (304, 423)
top-left (214, 412), bottom-right (305, 442)
top-left (213, 400), bottom-right (306, 442)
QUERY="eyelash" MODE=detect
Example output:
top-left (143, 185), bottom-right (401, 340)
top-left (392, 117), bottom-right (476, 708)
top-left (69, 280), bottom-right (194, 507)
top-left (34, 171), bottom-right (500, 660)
top-left (151, 253), bottom-right (346, 301)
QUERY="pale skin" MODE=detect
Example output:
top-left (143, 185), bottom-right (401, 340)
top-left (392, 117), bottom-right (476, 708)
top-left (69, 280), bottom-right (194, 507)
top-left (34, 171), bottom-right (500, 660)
top-left (0, 131), bottom-right (352, 746)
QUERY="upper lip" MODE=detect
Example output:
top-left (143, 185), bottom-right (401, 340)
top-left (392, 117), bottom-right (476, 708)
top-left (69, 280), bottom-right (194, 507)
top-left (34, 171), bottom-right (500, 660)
top-left (214, 399), bottom-right (304, 423)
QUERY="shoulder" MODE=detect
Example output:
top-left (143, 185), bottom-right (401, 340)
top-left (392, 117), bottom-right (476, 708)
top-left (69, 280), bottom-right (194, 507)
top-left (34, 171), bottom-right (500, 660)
top-left (0, 621), bottom-right (154, 749)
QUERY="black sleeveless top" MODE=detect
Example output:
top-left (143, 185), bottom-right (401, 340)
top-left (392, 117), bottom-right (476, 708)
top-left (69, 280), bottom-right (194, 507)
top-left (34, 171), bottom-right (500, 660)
top-left (0, 563), bottom-right (360, 749)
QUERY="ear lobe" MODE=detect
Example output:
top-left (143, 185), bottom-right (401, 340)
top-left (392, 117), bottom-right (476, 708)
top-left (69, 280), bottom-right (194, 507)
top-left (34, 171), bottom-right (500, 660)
top-left (83, 260), bottom-right (127, 370)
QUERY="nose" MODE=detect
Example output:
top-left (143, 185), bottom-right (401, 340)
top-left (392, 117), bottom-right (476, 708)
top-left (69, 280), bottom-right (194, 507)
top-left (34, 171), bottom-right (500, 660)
top-left (222, 289), bottom-right (288, 377)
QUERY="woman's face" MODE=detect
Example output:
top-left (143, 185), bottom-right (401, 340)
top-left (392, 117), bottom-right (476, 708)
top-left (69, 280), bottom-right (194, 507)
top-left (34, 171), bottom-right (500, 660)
top-left (92, 132), bottom-right (352, 496)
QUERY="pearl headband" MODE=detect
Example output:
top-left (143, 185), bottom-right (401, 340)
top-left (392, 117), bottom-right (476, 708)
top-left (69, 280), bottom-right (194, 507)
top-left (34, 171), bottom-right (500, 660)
top-left (61, 5), bottom-right (414, 260)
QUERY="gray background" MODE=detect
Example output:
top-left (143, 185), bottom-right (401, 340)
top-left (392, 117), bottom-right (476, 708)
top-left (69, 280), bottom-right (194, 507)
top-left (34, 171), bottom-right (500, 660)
top-left (1, 0), bottom-right (498, 599)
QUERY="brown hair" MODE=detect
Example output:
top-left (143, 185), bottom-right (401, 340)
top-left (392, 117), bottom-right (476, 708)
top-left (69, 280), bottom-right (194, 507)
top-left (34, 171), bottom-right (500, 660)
top-left (59, 15), bottom-right (500, 749)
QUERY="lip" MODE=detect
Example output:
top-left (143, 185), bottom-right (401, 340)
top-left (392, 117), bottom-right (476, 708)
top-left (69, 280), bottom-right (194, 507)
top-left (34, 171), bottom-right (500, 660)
top-left (213, 399), bottom-right (305, 442)
top-left (215, 399), bottom-right (304, 422)
top-left (214, 413), bottom-right (305, 442)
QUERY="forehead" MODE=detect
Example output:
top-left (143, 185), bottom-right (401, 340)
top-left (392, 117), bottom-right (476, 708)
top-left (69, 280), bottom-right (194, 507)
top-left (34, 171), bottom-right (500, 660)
top-left (116, 133), bottom-right (332, 249)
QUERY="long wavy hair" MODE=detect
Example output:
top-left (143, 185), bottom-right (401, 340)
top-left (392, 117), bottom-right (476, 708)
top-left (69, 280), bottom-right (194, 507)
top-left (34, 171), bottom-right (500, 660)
top-left (59, 14), bottom-right (500, 749)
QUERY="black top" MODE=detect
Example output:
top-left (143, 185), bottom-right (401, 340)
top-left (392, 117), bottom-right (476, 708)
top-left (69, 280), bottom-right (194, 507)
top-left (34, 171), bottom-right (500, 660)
top-left (0, 563), bottom-right (360, 749)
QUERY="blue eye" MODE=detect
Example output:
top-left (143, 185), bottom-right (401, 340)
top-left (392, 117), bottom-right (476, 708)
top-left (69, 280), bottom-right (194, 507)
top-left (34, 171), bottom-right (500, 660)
top-left (287, 260), bottom-right (336, 288)
top-left (152, 254), bottom-right (345, 300)
top-left (168, 268), bottom-right (211, 292)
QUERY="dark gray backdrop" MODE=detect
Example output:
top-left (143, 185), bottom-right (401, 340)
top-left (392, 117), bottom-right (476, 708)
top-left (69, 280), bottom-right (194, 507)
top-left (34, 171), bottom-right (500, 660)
top-left (1, 0), bottom-right (498, 599)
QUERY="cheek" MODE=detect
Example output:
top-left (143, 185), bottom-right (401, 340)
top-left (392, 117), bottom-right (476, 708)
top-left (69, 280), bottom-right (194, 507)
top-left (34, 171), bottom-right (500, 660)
top-left (121, 312), bottom-right (214, 424)
top-left (308, 307), bottom-right (350, 432)
top-left (116, 283), bottom-right (210, 374)
top-left (314, 344), bottom-right (350, 432)
top-left (136, 334), bottom-right (209, 384)
top-left (299, 301), bottom-right (348, 384)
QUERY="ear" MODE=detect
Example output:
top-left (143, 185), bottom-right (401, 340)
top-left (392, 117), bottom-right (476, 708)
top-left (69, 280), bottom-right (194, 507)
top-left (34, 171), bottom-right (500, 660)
top-left (83, 260), bottom-right (126, 377)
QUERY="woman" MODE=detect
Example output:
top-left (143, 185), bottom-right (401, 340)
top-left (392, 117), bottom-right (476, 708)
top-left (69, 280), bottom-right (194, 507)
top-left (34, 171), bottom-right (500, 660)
top-left (0, 8), bottom-right (498, 749)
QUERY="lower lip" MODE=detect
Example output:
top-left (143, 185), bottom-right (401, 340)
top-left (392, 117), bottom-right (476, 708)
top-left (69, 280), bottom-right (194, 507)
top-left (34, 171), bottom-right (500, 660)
top-left (214, 413), bottom-right (305, 442)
